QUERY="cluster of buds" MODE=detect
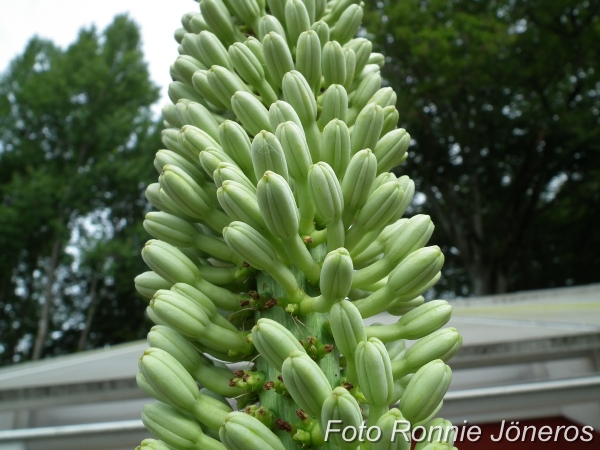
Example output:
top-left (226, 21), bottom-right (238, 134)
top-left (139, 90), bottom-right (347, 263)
top-left (135, 0), bottom-right (463, 449)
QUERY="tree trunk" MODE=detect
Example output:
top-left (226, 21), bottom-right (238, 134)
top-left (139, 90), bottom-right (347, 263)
top-left (77, 272), bottom-right (100, 351)
top-left (31, 240), bottom-right (61, 361)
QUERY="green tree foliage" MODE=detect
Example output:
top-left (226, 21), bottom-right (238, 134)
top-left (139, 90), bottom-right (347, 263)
top-left (0, 15), bottom-right (160, 363)
top-left (363, 0), bottom-right (600, 295)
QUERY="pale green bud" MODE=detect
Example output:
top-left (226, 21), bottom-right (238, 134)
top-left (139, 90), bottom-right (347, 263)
top-left (231, 91), bottom-right (273, 136)
top-left (144, 211), bottom-right (197, 248)
top-left (371, 172), bottom-right (397, 194)
top-left (171, 55), bottom-right (205, 86)
top-left (308, 162), bottom-right (343, 226)
top-left (252, 318), bottom-right (306, 371)
top-left (179, 101), bottom-right (221, 142)
top-left (395, 176), bottom-right (415, 219)
top-left (370, 410), bottom-right (409, 450)
top-left (356, 337), bottom-right (394, 406)
top-left (321, 118), bottom-right (351, 177)
top-left (387, 296), bottom-right (425, 316)
top-left (321, 387), bottom-right (364, 448)
top-left (404, 328), bottom-right (462, 373)
top-left (269, 100), bottom-right (304, 132)
top-left (219, 412), bottom-right (286, 450)
top-left (265, 0), bottom-right (286, 24)
top-left (275, 121), bottom-right (312, 179)
top-left (196, 31), bottom-right (233, 70)
top-left (285, 0), bottom-right (311, 48)
top-left (329, 299), bottom-right (366, 359)
top-left (147, 325), bottom-right (203, 375)
top-left (218, 120), bottom-right (254, 176)
top-left (282, 70), bottom-right (317, 124)
top-left (223, 221), bottom-right (278, 270)
top-left (207, 65), bottom-right (249, 110)
top-left (414, 418), bottom-right (456, 449)
top-left (192, 70), bottom-right (228, 110)
top-left (157, 187), bottom-right (199, 222)
top-left (385, 339), bottom-right (407, 362)
top-left (175, 28), bottom-right (187, 44)
top-left (137, 439), bottom-right (171, 450)
top-left (200, 0), bottom-right (243, 45)
top-left (213, 162), bottom-right (256, 193)
top-left (343, 48), bottom-right (356, 89)
top-left (181, 12), bottom-right (197, 32)
top-left (311, 20), bottom-right (330, 47)
top-left (146, 183), bottom-right (175, 216)
top-left (342, 149), bottom-right (377, 210)
top-left (169, 81), bottom-right (207, 106)
top-left (330, 4), bottom-right (363, 45)
top-left (199, 147), bottom-right (236, 179)
top-left (162, 104), bottom-right (182, 128)
top-left (162, 128), bottom-right (192, 162)
top-left (369, 52), bottom-right (385, 67)
top-left (320, 248), bottom-right (353, 300)
top-left (400, 360), bottom-right (452, 425)
top-left (257, 15), bottom-right (287, 42)
top-left (369, 87), bottom-right (397, 108)
top-left (351, 102), bottom-right (384, 154)
top-left (314, 0), bottom-right (326, 20)
top-left (319, 84), bottom-right (349, 129)
top-left (257, 171), bottom-right (298, 239)
top-left (351, 72), bottom-right (382, 114)
top-left (385, 214), bottom-right (434, 262)
top-left (228, 0), bottom-right (261, 29)
top-left (344, 38), bottom-right (372, 76)
top-left (150, 290), bottom-right (212, 338)
top-left (189, 14), bottom-right (210, 34)
top-left (217, 181), bottom-right (265, 230)
top-left (135, 271), bottom-right (172, 299)
top-left (159, 164), bottom-right (213, 220)
top-left (381, 106), bottom-right (400, 136)
top-left (355, 181), bottom-right (405, 232)
top-left (387, 246), bottom-right (444, 296)
top-left (374, 128), bottom-right (411, 174)
top-left (323, 41), bottom-right (347, 88)
top-left (180, 33), bottom-right (203, 61)
top-left (296, 30), bottom-right (322, 94)
top-left (263, 32), bottom-right (295, 89)
top-left (303, 0), bottom-right (317, 22)
top-left (251, 131), bottom-right (290, 182)
top-left (282, 351), bottom-right (333, 418)
top-left (141, 403), bottom-right (206, 450)
top-left (229, 42), bottom-right (265, 86)
top-left (142, 240), bottom-right (199, 286)
top-left (322, 0), bottom-right (360, 24)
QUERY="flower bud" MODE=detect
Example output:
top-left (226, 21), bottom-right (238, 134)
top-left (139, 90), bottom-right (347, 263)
top-left (144, 211), bottom-right (196, 248)
top-left (228, 0), bottom-right (261, 30)
top-left (142, 240), bottom-right (199, 285)
top-left (162, 128), bottom-right (192, 161)
top-left (311, 20), bottom-right (330, 47)
top-left (218, 120), bottom-right (254, 177)
top-left (403, 328), bottom-right (462, 374)
top-left (394, 176), bottom-right (415, 220)
top-left (322, 41), bottom-right (347, 88)
top-left (223, 221), bottom-right (278, 270)
top-left (229, 42), bottom-right (264, 86)
top-left (285, 0), bottom-right (311, 48)
top-left (296, 30), bottom-right (322, 94)
top-left (180, 33), bottom-right (203, 61)
top-left (414, 418), bottom-right (456, 450)
top-left (188, 14), bottom-right (210, 34)
top-left (343, 47), bottom-right (356, 89)
top-left (276, 121), bottom-right (312, 179)
top-left (192, 70), bottom-right (228, 109)
top-left (344, 38), bottom-right (372, 76)
top-left (374, 128), bottom-right (411, 174)
top-left (141, 403), bottom-right (207, 450)
top-left (257, 14), bottom-right (287, 42)
top-left (135, 271), bottom-right (172, 299)
top-left (257, 171), bottom-right (298, 239)
top-left (231, 91), bottom-right (273, 136)
top-left (387, 246), bottom-right (444, 296)
top-left (200, 0), bottom-right (243, 45)
top-left (387, 296), bottom-right (425, 316)
top-left (213, 162), bottom-right (256, 192)
top-left (169, 81), bottom-right (206, 105)
top-left (308, 162), bottom-right (343, 226)
top-left (219, 411), bottom-right (286, 450)
top-left (217, 181), bottom-right (265, 230)
top-left (269, 100), bottom-right (304, 132)
top-left (321, 387), bottom-right (363, 448)
top-left (381, 105), bottom-right (400, 136)
top-left (137, 439), bottom-right (171, 450)
top-left (351, 102), bottom-right (384, 154)
top-left (182, 125), bottom-right (221, 158)
top-left (355, 181), bottom-right (405, 232)
top-left (282, 351), bottom-right (333, 418)
top-left (197, 149), bottom-right (231, 181)
top-left (342, 149), bottom-right (377, 211)
top-left (321, 118), bottom-right (351, 177)
top-left (252, 318), bottom-right (306, 371)
top-left (400, 360), bottom-right (452, 425)
top-left (159, 165), bottom-right (213, 220)
top-left (282, 71), bottom-right (317, 124)
top-left (372, 408), bottom-right (411, 450)
top-left (320, 248), bottom-right (353, 301)
top-left (150, 290), bottom-right (212, 338)
top-left (207, 65), bottom-right (249, 110)
top-left (162, 104), bottom-right (182, 128)
top-left (355, 338), bottom-right (394, 406)
top-left (368, 88), bottom-right (396, 109)
top-left (263, 32), bottom-right (295, 89)
top-left (330, 4), bottom-right (363, 45)
top-left (251, 131), bottom-right (290, 182)
top-left (154, 150), bottom-right (207, 184)
top-left (171, 55), bottom-right (205, 86)
top-left (350, 72), bottom-right (382, 116)
top-left (329, 300), bottom-right (366, 358)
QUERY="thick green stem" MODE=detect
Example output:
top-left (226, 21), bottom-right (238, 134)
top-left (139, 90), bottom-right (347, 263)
top-left (256, 244), bottom-right (339, 450)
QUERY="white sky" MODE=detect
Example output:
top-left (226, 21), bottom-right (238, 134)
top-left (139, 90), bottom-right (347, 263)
top-left (0, 0), bottom-right (199, 113)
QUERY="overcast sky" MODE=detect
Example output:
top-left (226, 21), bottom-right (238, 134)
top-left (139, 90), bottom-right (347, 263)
top-left (0, 0), bottom-right (199, 112)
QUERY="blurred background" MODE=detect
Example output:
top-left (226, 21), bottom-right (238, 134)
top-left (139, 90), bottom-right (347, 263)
top-left (0, 0), bottom-right (599, 448)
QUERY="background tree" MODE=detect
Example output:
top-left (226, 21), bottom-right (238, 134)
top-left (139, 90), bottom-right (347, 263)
top-left (0, 15), bottom-right (160, 364)
top-left (363, 0), bottom-right (600, 295)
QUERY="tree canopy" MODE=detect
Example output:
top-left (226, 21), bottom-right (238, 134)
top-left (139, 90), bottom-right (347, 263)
top-left (0, 15), bottom-right (160, 363)
top-left (363, 0), bottom-right (600, 295)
